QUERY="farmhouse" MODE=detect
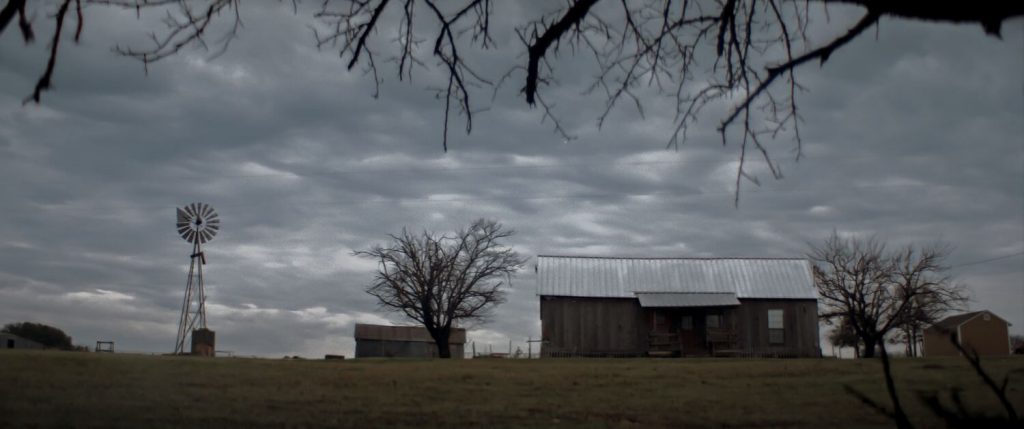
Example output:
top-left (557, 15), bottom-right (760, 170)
top-left (922, 310), bottom-right (1012, 357)
top-left (537, 256), bottom-right (821, 357)
top-left (1, 332), bottom-right (44, 350)
top-left (354, 324), bottom-right (466, 359)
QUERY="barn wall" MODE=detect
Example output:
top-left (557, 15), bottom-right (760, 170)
top-left (734, 299), bottom-right (820, 357)
top-left (540, 296), bottom-right (646, 356)
top-left (960, 316), bottom-right (1010, 356)
top-left (0, 333), bottom-right (44, 350)
top-left (540, 296), bottom-right (820, 357)
top-left (923, 327), bottom-right (959, 357)
top-left (355, 339), bottom-right (465, 359)
top-left (353, 324), bottom-right (466, 344)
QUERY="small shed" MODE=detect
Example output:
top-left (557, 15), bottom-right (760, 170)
top-left (1, 333), bottom-right (45, 350)
top-left (923, 310), bottom-right (1012, 357)
top-left (354, 324), bottom-right (466, 359)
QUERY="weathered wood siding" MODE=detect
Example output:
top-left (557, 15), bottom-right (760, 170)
top-left (540, 296), bottom-right (647, 356)
top-left (355, 339), bottom-right (464, 359)
top-left (733, 299), bottom-right (820, 357)
top-left (353, 324), bottom-right (466, 344)
top-left (540, 296), bottom-right (820, 357)
top-left (353, 324), bottom-right (466, 358)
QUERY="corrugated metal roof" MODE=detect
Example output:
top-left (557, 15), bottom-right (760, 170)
top-left (537, 256), bottom-right (817, 299)
top-left (635, 292), bottom-right (740, 308)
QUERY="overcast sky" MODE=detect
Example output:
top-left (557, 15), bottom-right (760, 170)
top-left (1, 2), bottom-right (1021, 358)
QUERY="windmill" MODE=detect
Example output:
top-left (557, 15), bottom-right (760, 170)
top-left (174, 202), bottom-right (220, 355)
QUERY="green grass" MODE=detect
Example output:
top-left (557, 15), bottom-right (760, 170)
top-left (1, 351), bottom-right (1022, 428)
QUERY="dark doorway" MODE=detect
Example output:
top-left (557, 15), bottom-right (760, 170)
top-left (679, 315), bottom-right (699, 352)
top-left (6, 339), bottom-right (14, 349)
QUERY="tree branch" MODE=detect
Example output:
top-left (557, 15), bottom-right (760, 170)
top-left (523, 0), bottom-right (601, 105)
top-left (24, 0), bottom-right (73, 104)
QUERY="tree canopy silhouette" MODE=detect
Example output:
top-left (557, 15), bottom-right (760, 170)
top-left (356, 219), bottom-right (525, 358)
top-left (810, 232), bottom-right (968, 359)
top-left (2, 321), bottom-right (74, 349)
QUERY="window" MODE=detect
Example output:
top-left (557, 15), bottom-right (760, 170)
top-left (768, 309), bottom-right (784, 344)
top-left (680, 316), bottom-right (693, 330)
top-left (706, 314), bottom-right (722, 329)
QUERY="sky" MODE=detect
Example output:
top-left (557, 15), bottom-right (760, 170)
top-left (0, 2), bottom-right (1021, 358)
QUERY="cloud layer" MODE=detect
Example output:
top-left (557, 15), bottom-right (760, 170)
top-left (1, 3), bottom-right (1021, 357)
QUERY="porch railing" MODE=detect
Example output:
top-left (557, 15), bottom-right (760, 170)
top-left (706, 328), bottom-right (739, 355)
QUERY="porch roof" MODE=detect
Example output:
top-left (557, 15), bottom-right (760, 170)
top-left (635, 292), bottom-right (740, 308)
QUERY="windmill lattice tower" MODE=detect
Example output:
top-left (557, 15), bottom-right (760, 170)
top-left (174, 203), bottom-right (220, 355)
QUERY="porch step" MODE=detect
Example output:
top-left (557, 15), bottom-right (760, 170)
top-left (647, 350), bottom-right (676, 358)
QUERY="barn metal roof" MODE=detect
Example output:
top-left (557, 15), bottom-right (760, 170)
top-left (635, 292), bottom-right (740, 308)
top-left (536, 256), bottom-right (817, 299)
top-left (928, 310), bottom-right (1010, 332)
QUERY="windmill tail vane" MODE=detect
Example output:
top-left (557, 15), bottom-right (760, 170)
top-left (174, 202), bottom-right (219, 356)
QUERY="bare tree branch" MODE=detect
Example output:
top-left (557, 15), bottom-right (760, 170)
top-left (947, 333), bottom-right (1019, 421)
top-left (356, 219), bottom-right (525, 358)
top-left (523, 0), bottom-right (600, 106)
top-left (24, 0), bottom-right (73, 104)
top-left (0, 0), bottom-right (32, 42)
top-left (4, 0), bottom-right (1022, 187)
top-left (110, 0), bottom-right (241, 71)
top-left (314, 0), bottom-right (492, 151)
top-left (810, 232), bottom-right (966, 359)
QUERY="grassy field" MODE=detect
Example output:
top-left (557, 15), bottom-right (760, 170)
top-left (0, 351), bottom-right (1021, 428)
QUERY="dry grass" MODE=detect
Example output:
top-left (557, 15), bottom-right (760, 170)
top-left (0, 350), bottom-right (1022, 428)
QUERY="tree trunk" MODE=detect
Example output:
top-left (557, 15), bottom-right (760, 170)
top-left (913, 329), bottom-right (921, 360)
top-left (861, 337), bottom-right (877, 358)
top-left (432, 329), bottom-right (452, 359)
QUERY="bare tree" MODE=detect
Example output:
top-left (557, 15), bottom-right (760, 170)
top-left (827, 317), bottom-right (861, 358)
top-left (890, 245), bottom-right (969, 357)
top-left (356, 219), bottom-right (525, 358)
top-left (2, 1), bottom-right (1022, 194)
top-left (810, 232), bottom-right (967, 359)
top-left (1012, 335), bottom-right (1024, 354)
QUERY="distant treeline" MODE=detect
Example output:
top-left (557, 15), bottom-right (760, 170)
top-left (2, 321), bottom-right (87, 351)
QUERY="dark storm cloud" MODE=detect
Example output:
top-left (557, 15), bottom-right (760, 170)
top-left (0, 2), bottom-right (1020, 357)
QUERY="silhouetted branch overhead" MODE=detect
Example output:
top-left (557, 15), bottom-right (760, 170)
top-left (0, 0), bottom-right (32, 42)
top-left (853, 332), bottom-right (1020, 428)
top-left (4, 1), bottom-right (1022, 182)
top-left (947, 334), bottom-right (1019, 421)
top-left (110, 0), bottom-right (241, 69)
top-left (24, 0), bottom-right (73, 104)
top-left (312, 0), bottom-right (492, 152)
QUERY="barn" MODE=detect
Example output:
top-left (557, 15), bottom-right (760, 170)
top-left (354, 324), bottom-right (466, 359)
top-left (537, 256), bottom-right (821, 357)
top-left (922, 310), bottom-right (1012, 357)
top-left (1, 333), bottom-right (44, 350)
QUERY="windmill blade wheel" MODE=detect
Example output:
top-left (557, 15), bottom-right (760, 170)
top-left (176, 203), bottom-right (220, 244)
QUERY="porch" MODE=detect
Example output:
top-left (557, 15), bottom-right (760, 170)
top-left (638, 292), bottom-right (740, 357)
